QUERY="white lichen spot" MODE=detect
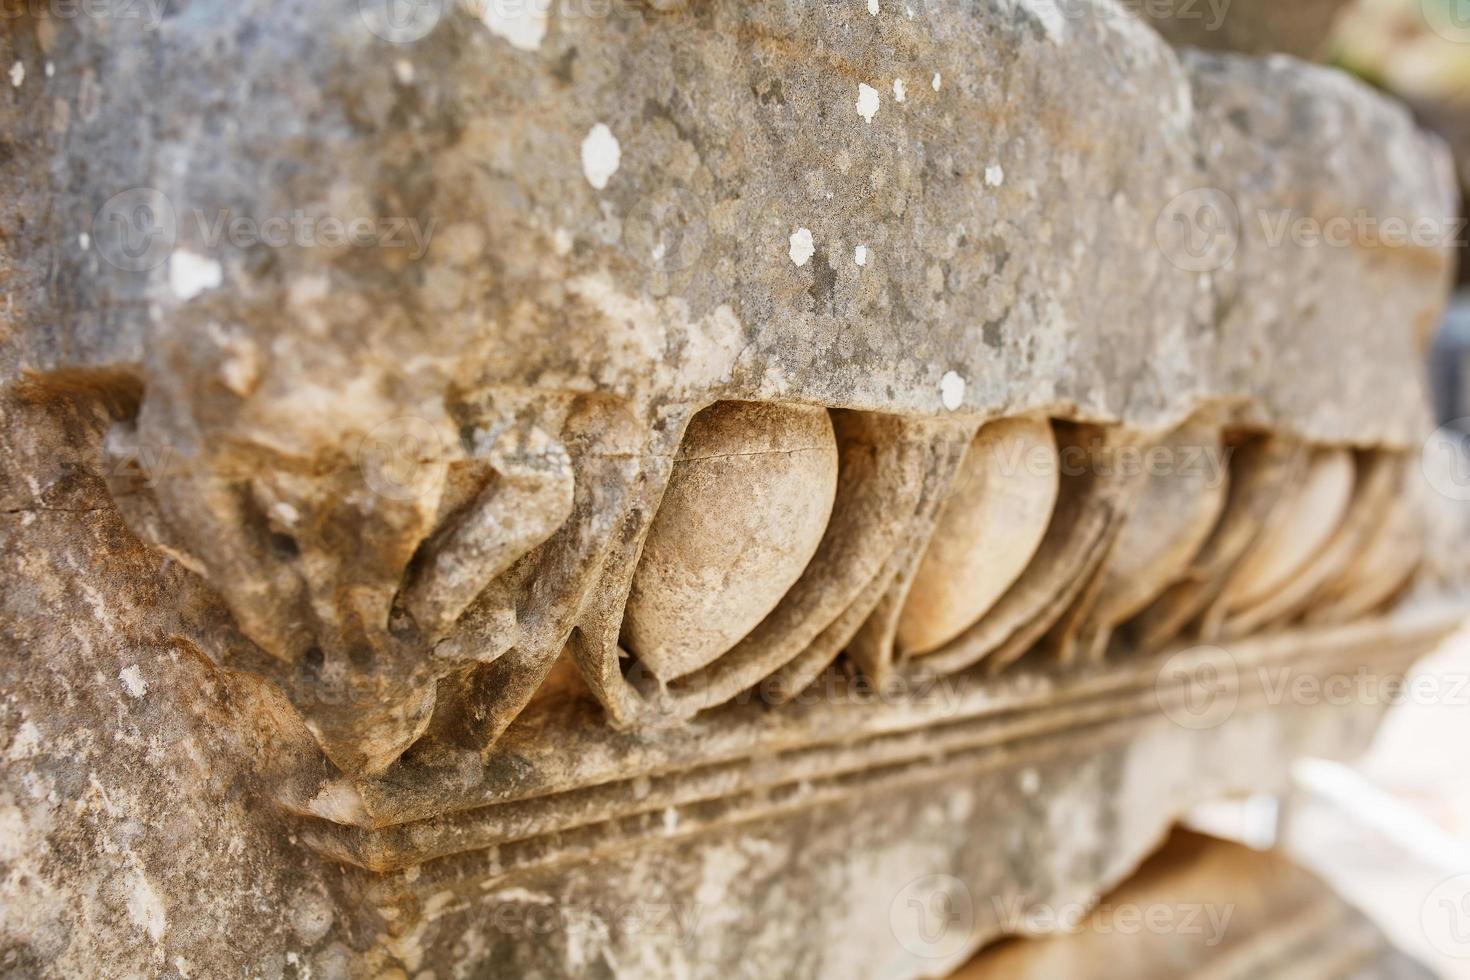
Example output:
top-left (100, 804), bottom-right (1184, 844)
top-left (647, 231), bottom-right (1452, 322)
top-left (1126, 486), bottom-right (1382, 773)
top-left (78, 231), bottom-right (91, 251)
top-left (7, 721), bottom-right (40, 761)
top-left (472, 0), bottom-right (548, 51)
top-left (119, 665), bottom-right (147, 699)
top-left (393, 59), bottom-right (415, 85)
top-left (127, 872), bottom-right (168, 942)
top-left (168, 251), bottom-right (222, 301)
top-left (867, 0), bottom-right (878, 13)
top-left (662, 806), bottom-right (680, 834)
top-left (8, 61), bottom-right (23, 88)
top-left (580, 123), bottom-right (621, 191)
top-left (892, 78), bottom-right (906, 103)
top-left (856, 83), bottom-right (880, 123)
top-left (44, 61), bottom-right (54, 79)
top-left (940, 371), bottom-right (966, 411)
top-left (552, 227), bottom-right (574, 256)
top-left (985, 164), bottom-right (1005, 187)
top-left (854, 245), bottom-right (868, 267)
top-left (905, 4), bottom-right (914, 18)
top-left (788, 227), bottom-right (815, 267)
top-left (932, 72), bottom-right (942, 91)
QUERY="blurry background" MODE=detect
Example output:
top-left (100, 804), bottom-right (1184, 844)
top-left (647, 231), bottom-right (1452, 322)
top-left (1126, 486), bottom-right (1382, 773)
top-left (1192, 3), bottom-right (1470, 976)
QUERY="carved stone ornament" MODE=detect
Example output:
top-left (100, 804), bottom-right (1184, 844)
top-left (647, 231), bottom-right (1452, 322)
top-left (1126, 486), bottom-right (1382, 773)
top-left (0, 0), bottom-right (1465, 975)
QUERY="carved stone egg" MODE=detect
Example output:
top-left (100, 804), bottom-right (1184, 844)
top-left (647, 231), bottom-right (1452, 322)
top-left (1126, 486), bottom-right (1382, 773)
top-left (1225, 447), bottom-right (1355, 610)
top-left (622, 402), bottom-right (839, 681)
top-left (898, 417), bottom-right (1059, 656)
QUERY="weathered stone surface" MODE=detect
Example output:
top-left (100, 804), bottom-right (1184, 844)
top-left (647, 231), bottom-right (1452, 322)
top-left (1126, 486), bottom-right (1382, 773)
top-left (0, 0), bottom-right (1462, 975)
top-left (0, 0), bottom-right (1452, 773)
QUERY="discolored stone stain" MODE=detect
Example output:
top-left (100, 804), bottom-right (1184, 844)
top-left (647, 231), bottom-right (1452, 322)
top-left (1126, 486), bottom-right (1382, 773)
top-left (807, 250), bottom-right (837, 312)
top-left (989, 239), bottom-right (1012, 275)
top-left (552, 46), bottom-right (579, 85)
top-left (753, 77), bottom-right (786, 107)
top-left (982, 318), bottom-right (1005, 349)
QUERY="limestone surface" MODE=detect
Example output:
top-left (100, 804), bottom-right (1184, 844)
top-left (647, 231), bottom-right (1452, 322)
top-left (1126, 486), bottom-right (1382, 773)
top-left (0, 1), bottom-right (1461, 976)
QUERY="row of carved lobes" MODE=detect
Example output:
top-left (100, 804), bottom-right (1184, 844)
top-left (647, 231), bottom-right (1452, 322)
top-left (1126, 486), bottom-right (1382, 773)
top-left (103, 399), bottom-right (1420, 779)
